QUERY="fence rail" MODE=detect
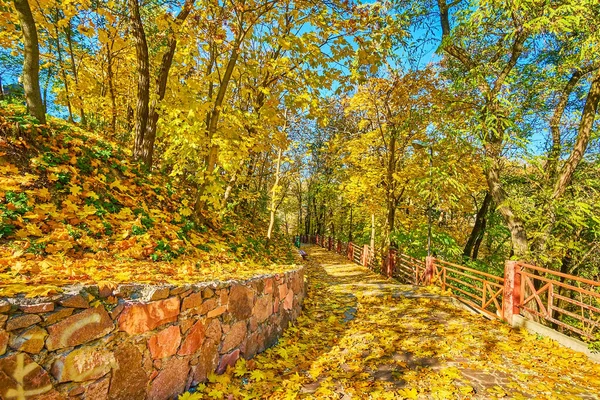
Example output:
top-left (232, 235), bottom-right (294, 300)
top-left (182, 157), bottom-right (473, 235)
top-left (297, 235), bottom-right (600, 344)
top-left (517, 262), bottom-right (600, 340)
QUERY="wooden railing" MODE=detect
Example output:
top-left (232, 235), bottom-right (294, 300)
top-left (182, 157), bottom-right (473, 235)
top-left (515, 262), bottom-right (600, 340)
top-left (431, 258), bottom-right (505, 319)
top-left (297, 235), bottom-right (600, 343)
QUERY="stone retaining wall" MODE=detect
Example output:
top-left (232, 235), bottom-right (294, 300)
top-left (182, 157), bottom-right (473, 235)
top-left (0, 267), bottom-right (305, 400)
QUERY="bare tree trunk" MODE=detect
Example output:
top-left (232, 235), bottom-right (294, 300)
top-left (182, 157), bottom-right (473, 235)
top-left (129, 0), bottom-right (150, 162)
top-left (267, 149), bottom-right (282, 240)
top-left (14, 0), bottom-right (45, 124)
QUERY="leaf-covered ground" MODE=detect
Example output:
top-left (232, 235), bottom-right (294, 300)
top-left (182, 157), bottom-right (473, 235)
top-left (0, 105), bottom-right (295, 297)
top-left (183, 246), bottom-right (600, 399)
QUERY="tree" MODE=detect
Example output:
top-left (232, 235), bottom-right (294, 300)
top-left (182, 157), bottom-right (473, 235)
top-left (129, 0), bottom-right (150, 163)
top-left (13, 0), bottom-right (45, 123)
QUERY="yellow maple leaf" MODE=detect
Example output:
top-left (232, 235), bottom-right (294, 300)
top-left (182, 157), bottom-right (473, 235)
top-left (26, 224), bottom-right (43, 236)
top-left (36, 187), bottom-right (51, 200)
top-left (63, 200), bottom-right (79, 214)
top-left (397, 387), bottom-right (418, 400)
top-left (15, 229), bottom-right (30, 238)
top-left (69, 185), bottom-right (82, 195)
top-left (78, 204), bottom-right (97, 217)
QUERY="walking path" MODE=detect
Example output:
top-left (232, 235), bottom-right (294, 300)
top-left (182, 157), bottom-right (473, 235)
top-left (188, 246), bottom-right (600, 399)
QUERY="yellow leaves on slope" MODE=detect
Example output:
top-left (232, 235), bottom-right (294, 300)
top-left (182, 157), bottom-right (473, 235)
top-left (0, 107), bottom-right (297, 296)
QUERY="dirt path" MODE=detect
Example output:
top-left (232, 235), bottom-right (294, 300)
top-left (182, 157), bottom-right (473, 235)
top-left (188, 246), bottom-right (600, 399)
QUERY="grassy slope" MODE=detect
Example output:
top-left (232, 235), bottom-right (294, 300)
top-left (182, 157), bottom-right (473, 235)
top-left (0, 104), bottom-right (295, 297)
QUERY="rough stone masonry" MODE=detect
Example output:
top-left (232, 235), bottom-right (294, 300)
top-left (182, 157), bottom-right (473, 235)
top-left (0, 267), bottom-right (305, 400)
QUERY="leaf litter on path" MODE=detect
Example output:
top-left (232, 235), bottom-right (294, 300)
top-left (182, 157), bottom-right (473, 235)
top-left (183, 246), bottom-right (600, 399)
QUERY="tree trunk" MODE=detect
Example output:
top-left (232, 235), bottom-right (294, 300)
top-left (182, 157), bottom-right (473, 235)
top-left (370, 213), bottom-right (375, 250)
top-left (52, 10), bottom-right (73, 123)
top-left (65, 19), bottom-right (86, 126)
top-left (194, 44), bottom-right (241, 213)
top-left (106, 42), bottom-right (117, 133)
top-left (552, 69), bottom-right (600, 200)
top-left (485, 156), bottom-right (529, 258)
top-left (348, 205), bottom-right (353, 242)
top-left (129, 0), bottom-right (150, 162)
top-left (267, 149), bottom-right (282, 240)
top-left (143, 0), bottom-right (195, 167)
top-left (463, 192), bottom-right (492, 259)
top-left (14, 0), bottom-right (45, 124)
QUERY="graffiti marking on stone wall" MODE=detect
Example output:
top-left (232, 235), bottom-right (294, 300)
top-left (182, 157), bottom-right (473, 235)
top-left (4, 354), bottom-right (52, 400)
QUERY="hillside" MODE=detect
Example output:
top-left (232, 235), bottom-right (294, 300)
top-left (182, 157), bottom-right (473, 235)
top-left (0, 104), bottom-right (296, 298)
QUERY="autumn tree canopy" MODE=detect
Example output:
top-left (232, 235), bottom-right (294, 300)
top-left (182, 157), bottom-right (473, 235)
top-left (2, 0), bottom-right (600, 281)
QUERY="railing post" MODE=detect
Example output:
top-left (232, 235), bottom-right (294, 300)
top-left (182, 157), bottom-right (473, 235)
top-left (386, 249), bottom-right (395, 278)
top-left (424, 256), bottom-right (434, 285)
top-left (502, 260), bottom-right (522, 325)
top-left (363, 245), bottom-right (369, 267)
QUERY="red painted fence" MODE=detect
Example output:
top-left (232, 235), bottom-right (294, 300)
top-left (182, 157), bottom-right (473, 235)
top-left (299, 235), bottom-right (600, 342)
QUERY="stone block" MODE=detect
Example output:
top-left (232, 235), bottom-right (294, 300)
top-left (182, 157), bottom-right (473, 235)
top-left (0, 300), bottom-right (11, 313)
top-left (179, 320), bottom-right (205, 356)
top-left (84, 376), bottom-right (111, 400)
top-left (0, 331), bottom-right (8, 356)
top-left (278, 284), bottom-right (289, 302)
top-left (20, 302), bottom-right (54, 313)
top-left (60, 294), bottom-right (90, 309)
top-left (9, 326), bottom-right (48, 354)
top-left (228, 285), bottom-right (254, 320)
top-left (264, 278), bottom-right (273, 294)
top-left (109, 303), bottom-right (124, 320)
top-left (52, 346), bottom-right (115, 382)
top-left (149, 287), bottom-right (170, 301)
top-left (198, 298), bottom-right (217, 315)
top-left (181, 292), bottom-right (203, 311)
top-left (219, 289), bottom-right (229, 305)
top-left (252, 295), bottom-right (273, 324)
top-left (0, 353), bottom-right (53, 399)
top-left (42, 308), bottom-right (75, 326)
top-left (108, 342), bottom-right (148, 400)
top-left (217, 349), bottom-right (240, 374)
top-left (46, 307), bottom-right (114, 350)
top-left (193, 338), bottom-right (219, 383)
top-left (205, 319), bottom-right (222, 340)
top-left (291, 271), bottom-right (304, 294)
top-left (148, 357), bottom-right (189, 400)
top-left (118, 297), bottom-right (180, 335)
top-left (283, 291), bottom-right (294, 311)
top-left (148, 325), bottom-right (181, 359)
top-left (220, 321), bottom-right (246, 354)
top-left (6, 314), bottom-right (41, 331)
top-left (207, 305), bottom-right (227, 319)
